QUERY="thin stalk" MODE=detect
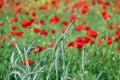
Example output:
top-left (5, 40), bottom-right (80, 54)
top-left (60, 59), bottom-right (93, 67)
top-left (15, 44), bottom-right (23, 61)
top-left (64, 51), bottom-right (73, 80)
top-left (22, 68), bottom-right (44, 80)
top-left (52, 20), bottom-right (75, 61)
top-left (81, 48), bottom-right (85, 80)
top-left (24, 48), bottom-right (30, 73)
top-left (60, 38), bottom-right (65, 72)
top-left (96, 71), bottom-right (102, 80)
top-left (55, 48), bottom-right (60, 80)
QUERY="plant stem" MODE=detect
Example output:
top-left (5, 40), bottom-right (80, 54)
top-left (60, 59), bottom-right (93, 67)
top-left (82, 48), bottom-right (85, 80)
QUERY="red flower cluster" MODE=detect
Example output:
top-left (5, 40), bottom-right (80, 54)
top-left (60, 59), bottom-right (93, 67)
top-left (49, 15), bottom-right (60, 24)
top-left (87, 30), bottom-right (98, 38)
top-left (39, 5), bottom-right (48, 10)
top-left (21, 20), bottom-right (32, 28)
top-left (66, 41), bottom-right (75, 47)
top-left (101, 10), bottom-right (110, 20)
top-left (33, 28), bottom-right (48, 36)
top-left (32, 46), bottom-right (45, 53)
top-left (41, 29), bottom-right (48, 36)
top-left (22, 58), bottom-right (33, 66)
top-left (114, 28), bottom-right (120, 42)
top-left (0, 0), bottom-right (4, 9)
top-left (69, 36), bottom-right (94, 49)
top-left (8, 31), bottom-right (24, 37)
top-left (50, 0), bottom-right (59, 9)
top-left (75, 37), bottom-right (84, 49)
top-left (15, 7), bottom-right (22, 16)
top-left (78, 1), bottom-right (89, 14)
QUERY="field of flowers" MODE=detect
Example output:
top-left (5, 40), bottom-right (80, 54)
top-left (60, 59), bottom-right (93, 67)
top-left (0, 0), bottom-right (120, 80)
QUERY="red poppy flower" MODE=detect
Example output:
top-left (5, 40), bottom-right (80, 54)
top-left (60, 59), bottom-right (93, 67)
top-left (103, 14), bottom-right (110, 20)
top-left (13, 17), bottom-right (18, 22)
top-left (76, 37), bottom-right (82, 43)
top-left (91, 0), bottom-right (96, 5)
top-left (15, 7), bottom-right (22, 16)
top-left (75, 25), bottom-right (82, 31)
top-left (114, 28), bottom-right (120, 37)
top-left (76, 42), bottom-right (84, 49)
top-left (61, 27), bottom-right (66, 33)
top-left (64, 0), bottom-right (69, 5)
top-left (39, 5), bottom-right (48, 10)
top-left (109, 23), bottom-right (114, 29)
top-left (32, 46), bottom-right (45, 53)
top-left (70, 9), bottom-right (75, 13)
top-left (115, 35), bottom-right (120, 42)
top-left (66, 41), bottom-right (75, 47)
top-left (96, 40), bottom-right (102, 45)
top-left (101, 10), bottom-right (110, 20)
top-left (34, 28), bottom-right (41, 33)
top-left (51, 0), bottom-right (59, 8)
top-left (40, 19), bottom-right (44, 25)
top-left (81, 6), bottom-right (89, 14)
top-left (83, 26), bottom-right (90, 31)
top-left (102, 1), bottom-right (109, 9)
top-left (71, 14), bottom-right (77, 20)
top-left (8, 32), bottom-right (16, 37)
top-left (114, 28), bottom-right (120, 42)
top-left (71, 3), bottom-right (77, 9)
top-left (49, 15), bottom-right (60, 24)
top-left (32, 11), bottom-right (36, 17)
top-left (24, 11), bottom-right (29, 15)
top-left (97, 0), bottom-right (103, 4)
top-left (15, 1), bottom-right (20, 6)
top-left (40, 29), bottom-right (48, 36)
top-left (62, 21), bottom-right (68, 26)
top-left (22, 58), bottom-right (33, 66)
top-left (101, 35), bottom-right (106, 40)
top-left (21, 20), bottom-right (32, 28)
top-left (0, 0), bottom-right (4, 9)
top-left (82, 37), bottom-right (92, 43)
top-left (106, 36), bottom-right (112, 45)
top-left (15, 31), bottom-right (24, 37)
top-left (11, 26), bottom-right (17, 31)
top-left (51, 29), bottom-right (56, 34)
top-left (87, 30), bottom-right (97, 38)
top-left (49, 41), bottom-right (54, 48)
top-left (30, 17), bottom-right (36, 22)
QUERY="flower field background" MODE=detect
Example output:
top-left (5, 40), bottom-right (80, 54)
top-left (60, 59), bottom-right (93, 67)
top-left (0, 0), bottom-right (120, 80)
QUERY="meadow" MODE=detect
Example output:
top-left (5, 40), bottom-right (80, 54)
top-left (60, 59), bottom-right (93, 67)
top-left (0, 0), bottom-right (120, 80)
